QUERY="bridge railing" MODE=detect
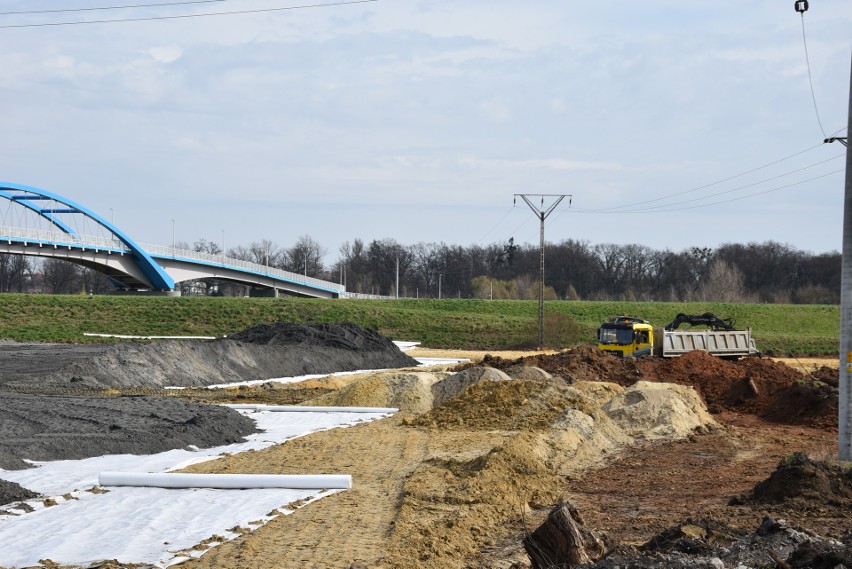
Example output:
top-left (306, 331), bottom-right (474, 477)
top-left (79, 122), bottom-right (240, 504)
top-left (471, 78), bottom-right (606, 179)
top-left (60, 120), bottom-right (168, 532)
top-left (0, 225), bottom-right (345, 294)
top-left (0, 225), bottom-right (123, 251)
top-left (140, 242), bottom-right (345, 294)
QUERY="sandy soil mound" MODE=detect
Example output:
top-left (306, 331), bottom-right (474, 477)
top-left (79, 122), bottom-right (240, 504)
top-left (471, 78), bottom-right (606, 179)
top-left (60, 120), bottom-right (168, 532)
top-left (503, 365), bottom-right (552, 380)
top-left (306, 371), bottom-right (451, 413)
top-left (602, 381), bottom-right (717, 440)
top-left (430, 366), bottom-right (512, 408)
top-left (0, 394), bottom-right (257, 471)
top-left (473, 346), bottom-right (837, 428)
top-left (416, 378), bottom-right (592, 431)
top-left (3, 322), bottom-right (417, 390)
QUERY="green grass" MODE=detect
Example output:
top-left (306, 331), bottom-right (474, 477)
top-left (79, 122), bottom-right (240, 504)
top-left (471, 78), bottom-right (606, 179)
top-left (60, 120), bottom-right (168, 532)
top-left (0, 294), bottom-right (840, 355)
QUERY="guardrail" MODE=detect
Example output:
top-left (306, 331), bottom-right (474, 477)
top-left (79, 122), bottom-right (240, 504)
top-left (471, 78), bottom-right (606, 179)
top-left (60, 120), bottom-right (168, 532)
top-left (0, 226), bottom-right (344, 294)
top-left (0, 225), bottom-right (124, 251)
top-left (141, 242), bottom-right (344, 293)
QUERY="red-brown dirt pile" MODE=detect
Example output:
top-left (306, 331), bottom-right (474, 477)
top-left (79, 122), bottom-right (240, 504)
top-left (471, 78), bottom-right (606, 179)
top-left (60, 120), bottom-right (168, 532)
top-left (468, 346), bottom-right (838, 429)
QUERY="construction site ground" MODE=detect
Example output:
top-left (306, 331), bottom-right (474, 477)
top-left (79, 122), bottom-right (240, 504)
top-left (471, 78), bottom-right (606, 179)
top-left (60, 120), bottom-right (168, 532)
top-left (175, 348), bottom-right (846, 569)
top-left (0, 334), bottom-right (848, 569)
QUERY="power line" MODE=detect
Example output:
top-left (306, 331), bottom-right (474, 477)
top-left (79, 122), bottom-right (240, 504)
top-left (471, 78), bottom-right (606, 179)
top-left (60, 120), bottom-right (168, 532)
top-left (475, 205), bottom-right (517, 244)
top-left (0, 0), bottom-right (378, 29)
top-left (0, 0), bottom-right (226, 16)
top-left (586, 141), bottom-right (827, 213)
top-left (497, 142), bottom-right (844, 245)
top-left (588, 152), bottom-right (845, 214)
top-left (573, 168), bottom-right (844, 214)
top-left (797, 4), bottom-right (829, 138)
top-left (650, 168), bottom-right (844, 212)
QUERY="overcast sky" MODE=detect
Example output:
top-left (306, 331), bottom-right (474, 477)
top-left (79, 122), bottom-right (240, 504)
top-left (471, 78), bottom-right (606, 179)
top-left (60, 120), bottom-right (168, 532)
top-left (0, 0), bottom-right (850, 262)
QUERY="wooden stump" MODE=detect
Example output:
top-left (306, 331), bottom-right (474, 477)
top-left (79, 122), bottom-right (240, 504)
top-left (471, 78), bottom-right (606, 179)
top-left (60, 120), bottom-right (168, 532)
top-left (523, 502), bottom-right (606, 568)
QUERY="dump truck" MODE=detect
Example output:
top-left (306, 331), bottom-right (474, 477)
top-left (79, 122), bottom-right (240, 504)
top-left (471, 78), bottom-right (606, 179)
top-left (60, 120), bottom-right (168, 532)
top-left (597, 313), bottom-right (759, 359)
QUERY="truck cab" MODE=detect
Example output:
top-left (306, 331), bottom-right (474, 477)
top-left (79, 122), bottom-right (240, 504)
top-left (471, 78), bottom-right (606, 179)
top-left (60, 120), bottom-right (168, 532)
top-left (597, 316), bottom-right (653, 358)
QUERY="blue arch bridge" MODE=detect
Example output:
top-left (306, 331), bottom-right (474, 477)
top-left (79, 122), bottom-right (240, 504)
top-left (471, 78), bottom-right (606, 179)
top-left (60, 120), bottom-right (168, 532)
top-left (0, 182), bottom-right (346, 299)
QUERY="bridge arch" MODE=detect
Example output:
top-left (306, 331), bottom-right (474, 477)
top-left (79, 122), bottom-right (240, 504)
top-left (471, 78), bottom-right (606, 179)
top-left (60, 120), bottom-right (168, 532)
top-left (0, 182), bottom-right (174, 290)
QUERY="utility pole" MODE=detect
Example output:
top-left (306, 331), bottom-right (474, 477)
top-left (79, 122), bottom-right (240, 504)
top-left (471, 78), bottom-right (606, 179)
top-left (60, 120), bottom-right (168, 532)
top-left (515, 194), bottom-right (571, 349)
top-left (396, 255), bottom-right (400, 299)
top-left (839, 50), bottom-right (852, 461)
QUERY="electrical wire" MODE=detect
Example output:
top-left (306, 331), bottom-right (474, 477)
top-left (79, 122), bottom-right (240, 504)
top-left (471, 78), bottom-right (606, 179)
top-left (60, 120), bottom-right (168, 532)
top-left (647, 168), bottom-right (844, 212)
top-left (572, 168), bottom-right (843, 214)
top-left (799, 11), bottom-right (828, 138)
top-left (0, 0), bottom-right (226, 16)
top-left (475, 205), bottom-right (517, 244)
top-left (585, 141), bottom-right (827, 213)
top-left (0, 0), bottom-right (378, 29)
top-left (587, 152), bottom-right (845, 214)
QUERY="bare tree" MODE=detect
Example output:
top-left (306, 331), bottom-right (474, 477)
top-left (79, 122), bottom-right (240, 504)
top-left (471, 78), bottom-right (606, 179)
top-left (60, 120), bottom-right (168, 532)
top-left (41, 258), bottom-right (80, 294)
top-left (285, 235), bottom-right (326, 277)
top-left (81, 267), bottom-right (114, 294)
top-left (250, 239), bottom-right (283, 268)
top-left (0, 254), bottom-right (32, 292)
top-left (701, 259), bottom-right (750, 302)
top-left (193, 238), bottom-right (221, 256)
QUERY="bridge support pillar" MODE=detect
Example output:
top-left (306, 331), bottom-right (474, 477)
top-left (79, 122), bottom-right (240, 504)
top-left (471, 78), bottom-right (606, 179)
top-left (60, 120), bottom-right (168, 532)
top-left (248, 286), bottom-right (279, 298)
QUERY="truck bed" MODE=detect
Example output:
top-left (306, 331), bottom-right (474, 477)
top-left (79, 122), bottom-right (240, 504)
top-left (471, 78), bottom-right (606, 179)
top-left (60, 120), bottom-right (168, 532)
top-left (653, 328), bottom-right (758, 358)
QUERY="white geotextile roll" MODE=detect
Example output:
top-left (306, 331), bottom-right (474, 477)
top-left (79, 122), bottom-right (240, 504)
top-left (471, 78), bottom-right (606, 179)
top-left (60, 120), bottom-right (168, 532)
top-left (228, 404), bottom-right (398, 414)
top-left (98, 471), bottom-right (352, 490)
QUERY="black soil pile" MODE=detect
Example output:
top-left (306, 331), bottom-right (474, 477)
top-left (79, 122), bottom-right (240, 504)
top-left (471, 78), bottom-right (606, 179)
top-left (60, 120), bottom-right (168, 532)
top-left (0, 479), bottom-right (38, 507)
top-left (735, 452), bottom-right (852, 507)
top-left (578, 517), bottom-right (852, 569)
top-left (641, 518), bottom-right (747, 556)
top-left (0, 394), bottom-right (257, 470)
top-left (1, 322), bottom-right (417, 390)
top-left (469, 346), bottom-right (837, 428)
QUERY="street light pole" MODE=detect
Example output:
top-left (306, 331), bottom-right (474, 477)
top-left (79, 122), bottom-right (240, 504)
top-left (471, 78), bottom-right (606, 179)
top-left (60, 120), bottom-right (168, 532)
top-left (171, 219), bottom-right (175, 256)
top-left (220, 229), bottom-right (225, 264)
top-left (438, 273), bottom-right (442, 299)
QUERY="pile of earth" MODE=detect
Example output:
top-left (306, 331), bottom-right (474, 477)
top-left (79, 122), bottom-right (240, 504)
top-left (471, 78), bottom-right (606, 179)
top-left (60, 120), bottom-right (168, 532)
top-left (1, 322), bottom-right (418, 390)
top-left (302, 364), bottom-right (716, 439)
top-left (0, 394), bottom-right (257, 472)
top-left (0, 479), bottom-right (37, 508)
top-left (473, 346), bottom-right (838, 429)
top-left (733, 451), bottom-right (852, 507)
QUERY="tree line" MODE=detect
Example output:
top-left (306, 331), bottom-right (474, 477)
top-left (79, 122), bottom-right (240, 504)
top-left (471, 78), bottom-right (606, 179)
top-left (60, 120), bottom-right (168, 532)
top-left (0, 237), bottom-right (840, 304)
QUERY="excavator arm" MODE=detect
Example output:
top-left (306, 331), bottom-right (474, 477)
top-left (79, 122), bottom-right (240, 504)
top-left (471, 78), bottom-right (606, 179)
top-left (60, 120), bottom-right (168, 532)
top-left (665, 312), bottom-right (736, 331)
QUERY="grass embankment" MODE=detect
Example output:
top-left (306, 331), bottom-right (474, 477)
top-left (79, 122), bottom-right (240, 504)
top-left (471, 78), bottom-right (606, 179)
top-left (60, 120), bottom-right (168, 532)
top-left (0, 294), bottom-right (839, 355)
